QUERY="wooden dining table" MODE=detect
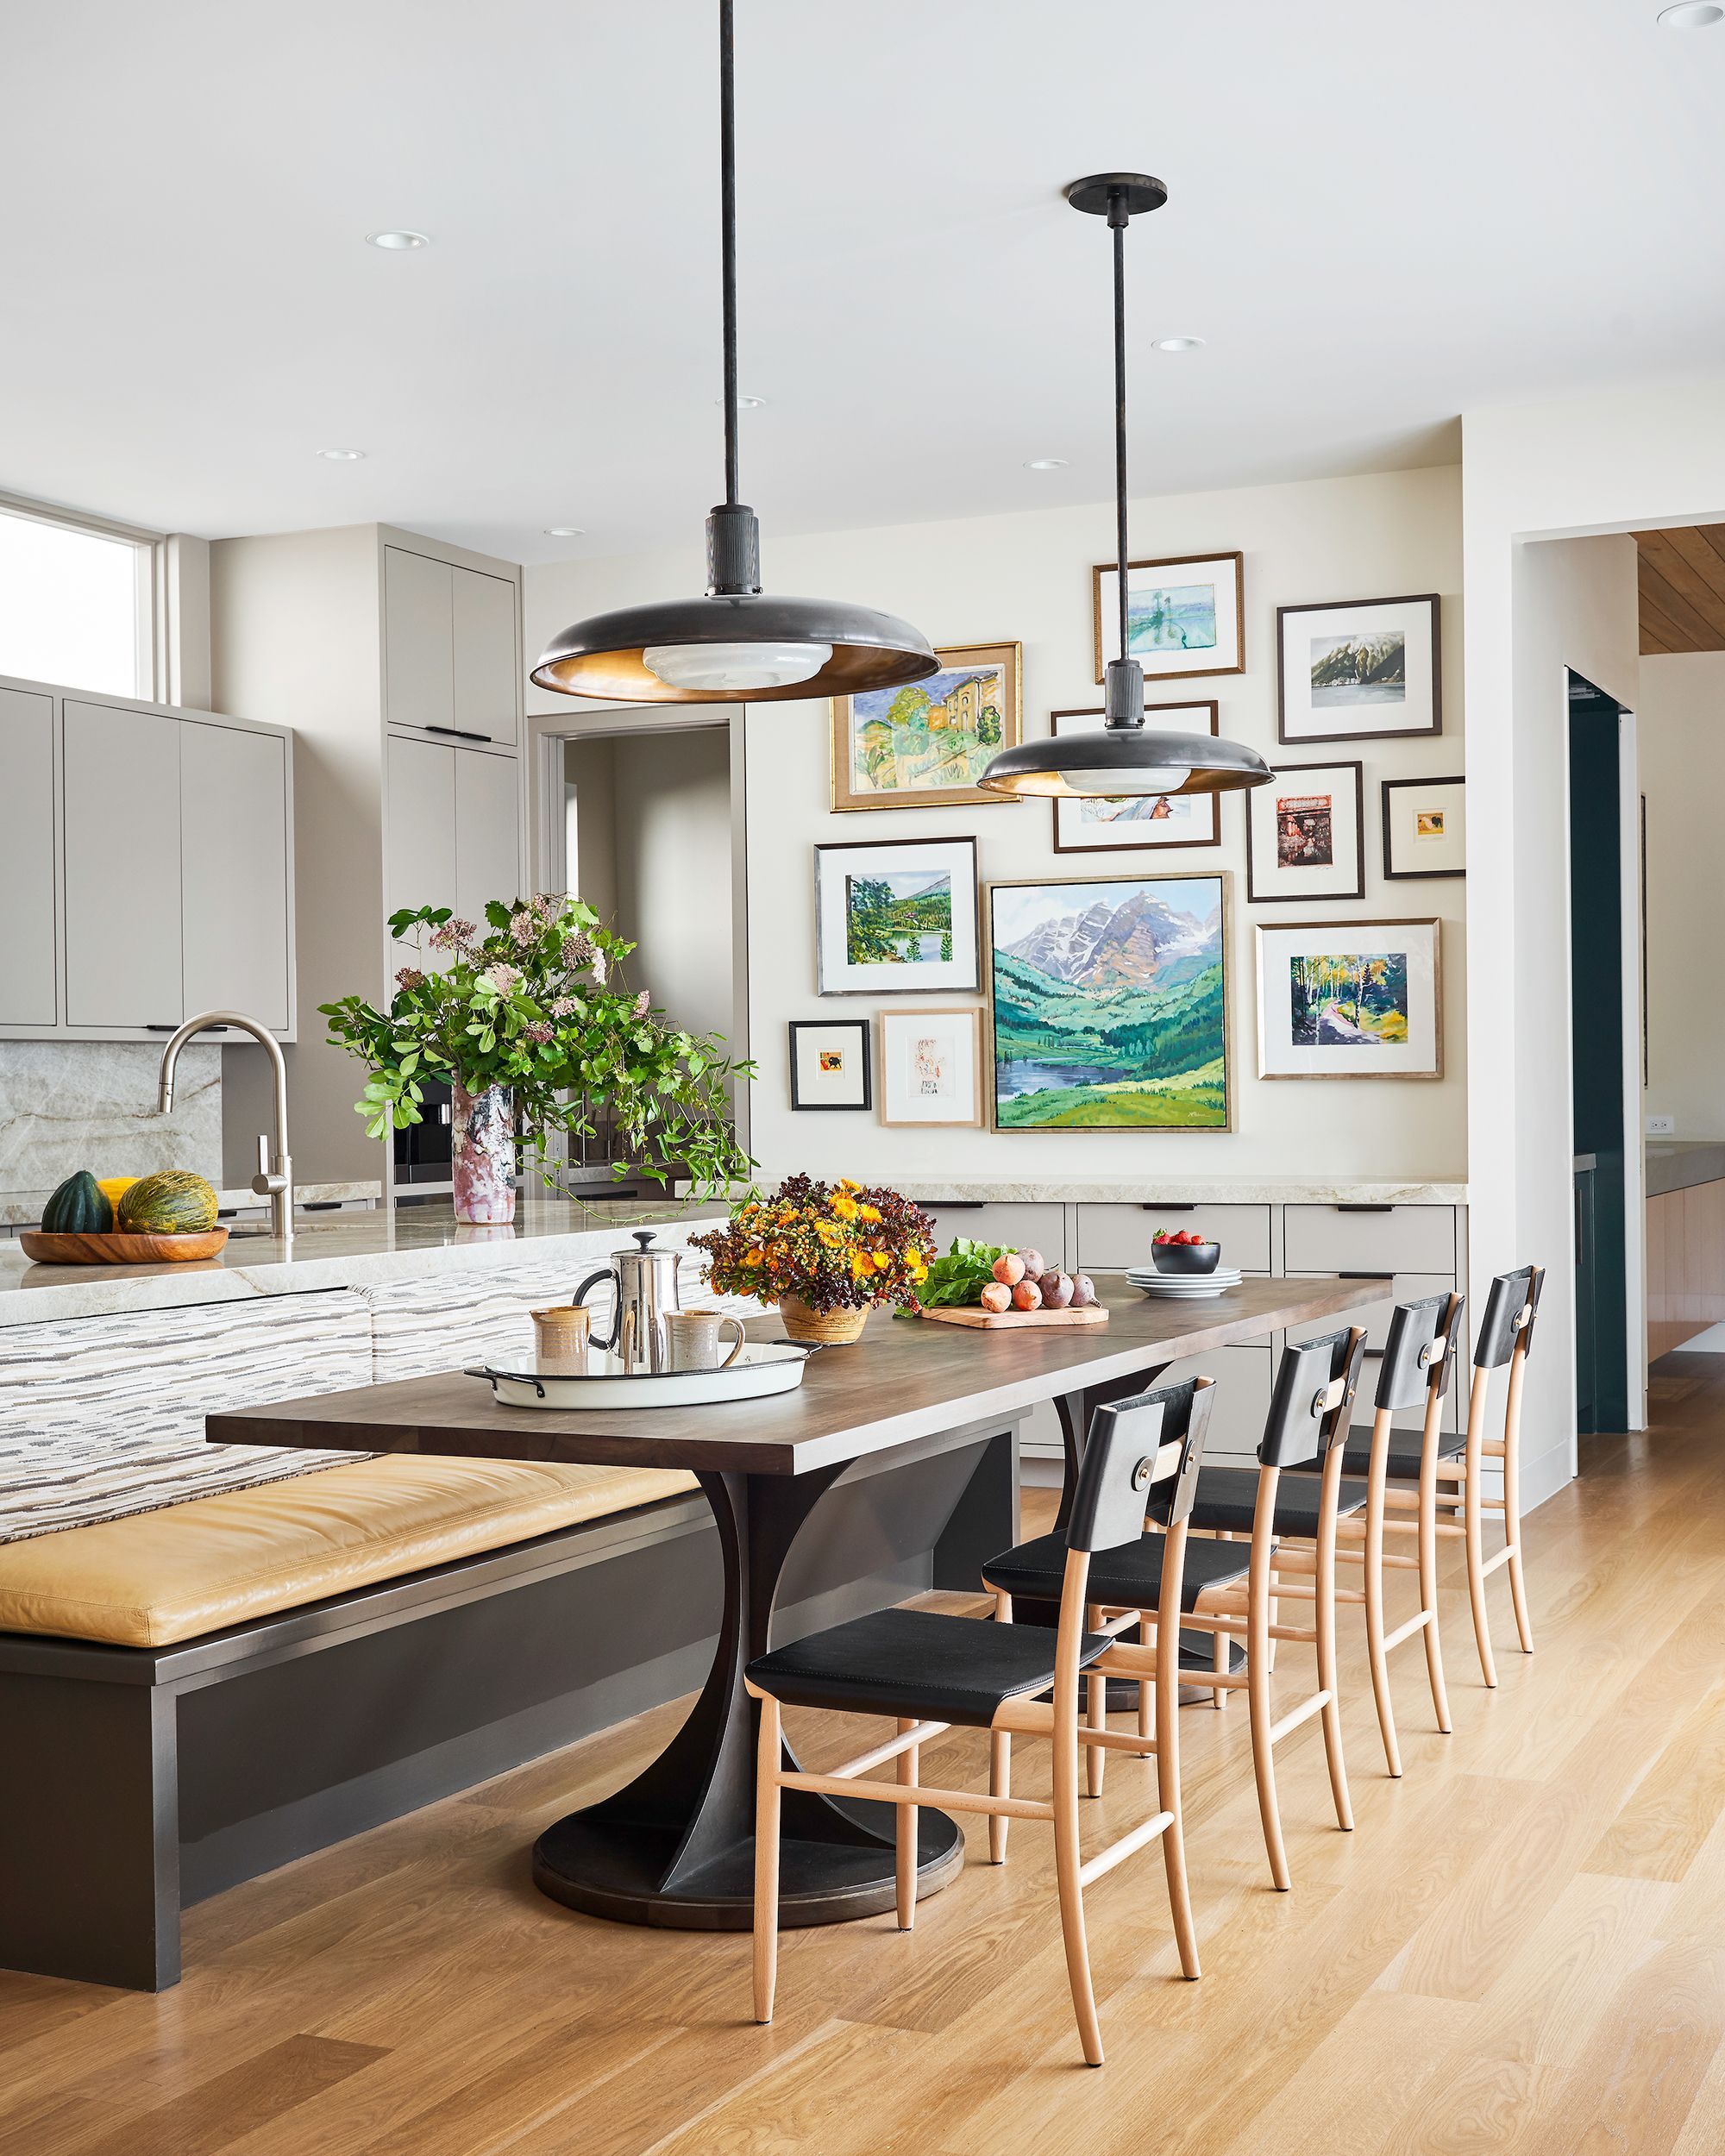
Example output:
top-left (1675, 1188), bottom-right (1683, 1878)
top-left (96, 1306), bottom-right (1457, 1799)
top-left (207, 1273), bottom-right (1385, 1934)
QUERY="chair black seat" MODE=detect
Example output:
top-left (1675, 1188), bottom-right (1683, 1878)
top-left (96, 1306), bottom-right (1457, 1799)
top-left (1286, 1425), bottom-right (1466, 1480)
top-left (982, 1529), bottom-right (1254, 1614)
top-left (746, 1607), bottom-right (1109, 1729)
top-left (1152, 1464), bottom-right (1371, 1537)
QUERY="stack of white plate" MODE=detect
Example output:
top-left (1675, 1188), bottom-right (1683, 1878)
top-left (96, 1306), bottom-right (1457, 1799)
top-left (1126, 1263), bottom-right (1244, 1300)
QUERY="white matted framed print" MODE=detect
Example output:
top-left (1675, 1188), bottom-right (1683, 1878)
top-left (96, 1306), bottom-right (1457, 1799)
top-left (1382, 775), bottom-right (1465, 879)
top-left (814, 835), bottom-right (980, 995)
top-left (1245, 760), bottom-right (1364, 904)
top-left (879, 1007), bottom-right (982, 1126)
top-left (1094, 553), bottom-right (1244, 682)
top-left (1050, 704), bottom-right (1222, 853)
top-left (1277, 593), bottom-right (1441, 743)
top-left (788, 1019), bottom-right (872, 1110)
top-left (1254, 918), bottom-right (1441, 1081)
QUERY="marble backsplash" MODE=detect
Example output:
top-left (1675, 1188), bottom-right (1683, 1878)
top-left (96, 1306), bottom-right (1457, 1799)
top-left (0, 1042), bottom-right (222, 1196)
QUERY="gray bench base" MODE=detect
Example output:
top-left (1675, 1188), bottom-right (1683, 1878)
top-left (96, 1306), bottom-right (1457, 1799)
top-left (0, 1422), bottom-right (1015, 1992)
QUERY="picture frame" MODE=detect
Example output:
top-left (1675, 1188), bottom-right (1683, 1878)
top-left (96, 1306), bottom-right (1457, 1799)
top-left (1381, 774), bottom-right (1465, 880)
top-left (986, 870), bottom-right (1232, 1131)
top-left (813, 834), bottom-right (980, 995)
top-left (830, 641), bottom-right (1021, 811)
top-left (1049, 703), bottom-right (1222, 854)
top-left (878, 1007), bottom-right (983, 1127)
top-left (1254, 918), bottom-right (1442, 1081)
top-left (1245, 759), bottom-right (1365, 904)
top-left (787, 1019), bottom-right (872, 1110)
top-left (1276, 592), bottom-right (1441, 743)
top-left (1093, 552), bottom-right (1244, 683)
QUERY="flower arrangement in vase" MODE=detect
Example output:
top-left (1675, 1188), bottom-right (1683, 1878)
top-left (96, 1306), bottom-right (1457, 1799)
top-left (691, 1174), bottom-right (936, 1344)
top-left (321, 897), bottom-right (753, 1225)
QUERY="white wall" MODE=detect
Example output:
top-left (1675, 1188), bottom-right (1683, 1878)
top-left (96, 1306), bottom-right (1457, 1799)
top-left (564, 736), bottom-right (618, 928)
top-left (526, 465), bottom-right (1466, 1186)
top-left (1640, 652), bottom-right (1725, 1139)
top-left (611, 729), bottom-right (734, 1053)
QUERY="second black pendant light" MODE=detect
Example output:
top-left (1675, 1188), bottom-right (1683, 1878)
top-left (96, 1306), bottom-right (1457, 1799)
top-left (979, 174), bottom-right (1272, 799)
top-left (532, 0), bottom-right (937, 705)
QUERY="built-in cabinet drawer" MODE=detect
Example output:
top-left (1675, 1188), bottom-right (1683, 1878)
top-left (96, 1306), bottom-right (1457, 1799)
top-left (384, 546), bottom-right (519, 749)
top-left (1158, 1344), bottom-right (1274, 1463)
top-left (919, 1203), bottom-right (1064, 1270)
top-left (1283, 1204), bottom-right (1457, 1275)
top-left (1076, 1202), bottom-right (1271, 1275)
top-left (0, 686), bottom-right (56, 1027)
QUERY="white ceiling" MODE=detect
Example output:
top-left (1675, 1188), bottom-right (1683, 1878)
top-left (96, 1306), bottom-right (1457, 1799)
top-left (3, 1), bottom-right (1722, 565)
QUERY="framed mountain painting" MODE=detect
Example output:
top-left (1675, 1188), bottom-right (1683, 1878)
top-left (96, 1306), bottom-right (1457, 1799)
top-left (1277, 593), bottom-right (1441, 743)
top-left (986, 872), bottom-right (1231, 1131)
top-left (831, 641), bottom-right (1021, 810)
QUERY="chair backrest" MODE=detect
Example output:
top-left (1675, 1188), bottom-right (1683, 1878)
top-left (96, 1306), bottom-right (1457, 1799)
top-left (1475, 1265), bottom-right (1545, 1369)
top-left (1376, 1293), bottom-right (1459, 1414)
top-left (1066, 1376), bottom-right (1214, 1552)
top-left (1261, 1326), bottom-right (1368, 1467)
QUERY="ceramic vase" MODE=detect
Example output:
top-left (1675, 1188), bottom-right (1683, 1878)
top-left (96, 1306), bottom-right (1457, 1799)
top-left (451, 1081), bottom-right (517, 1225)
top-left (776, 1294), bottom-right (869, 1346)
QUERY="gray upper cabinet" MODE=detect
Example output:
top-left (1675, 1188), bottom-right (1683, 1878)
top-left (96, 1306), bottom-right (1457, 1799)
top-left (385, 735), bottom-right (520, 950)
top-left (455, 745), bottom-right (523, 918)
top-left (0, 687), bottom-right (58, 1028)
top-left (452, 568), bottom-right (518, 747)
top-left (180, 723), bottom-right (291, 1031)
top-left (63, 699), bottom-right (184, 1031)
top-left (384, 546), bottom-right (520, 749)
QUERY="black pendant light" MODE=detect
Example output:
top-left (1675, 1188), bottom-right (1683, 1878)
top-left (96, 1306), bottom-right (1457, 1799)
top-left (531, 1), bottom-right (937, 705)
top-left (979, 173), bottom-right (1272, 799)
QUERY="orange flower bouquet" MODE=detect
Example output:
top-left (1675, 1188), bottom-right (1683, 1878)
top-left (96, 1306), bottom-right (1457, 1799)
top-left (690, 1175), bottom-right (937, 1344)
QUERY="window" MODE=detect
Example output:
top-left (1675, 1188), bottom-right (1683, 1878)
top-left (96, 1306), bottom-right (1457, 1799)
top-left (0, 499), bottom-right (158, 697)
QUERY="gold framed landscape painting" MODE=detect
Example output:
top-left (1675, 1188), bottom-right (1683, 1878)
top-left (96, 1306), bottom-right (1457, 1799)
top-left (831, 641), bottom-right (1021, 810)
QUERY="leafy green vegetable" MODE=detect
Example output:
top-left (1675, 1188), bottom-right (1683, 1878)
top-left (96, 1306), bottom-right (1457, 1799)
top-left (903, 1236), bottom-right (1008, 1312)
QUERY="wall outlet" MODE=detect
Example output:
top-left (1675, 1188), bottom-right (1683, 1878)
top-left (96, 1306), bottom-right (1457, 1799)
top-left (1646, 1114), bottom-right (1675, 1137)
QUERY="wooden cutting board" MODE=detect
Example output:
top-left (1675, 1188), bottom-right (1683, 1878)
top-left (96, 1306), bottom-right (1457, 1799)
top-left (917, 1302), bottom-right (1109, 1330)
top-left (21, 1228), bottom-right (230, 1265)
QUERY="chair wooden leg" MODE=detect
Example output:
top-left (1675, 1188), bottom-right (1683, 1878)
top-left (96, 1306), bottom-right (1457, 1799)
top-left (1503, 1414), bottom-right (1534, 1656)
top-left (1364, 1490), bottom-right (1402, 1779)
top-left (1247, 1572), bottom-right (1291, 1891)
top-left (990, 1589), bottom-right (1013, 1863)
top-left (1315, 1487), bottom-right (1354, 1833)
top-left (1418, 1456), bottom-right (1452, 1734)
top-left (1138, 1618), bottom-right (1153, 1741)
top-left (1052, 1682), bottom-right (1103, 2065)
top-left (1085, 1605), bottom-right (1107, 1798)
top-left (1155, 1614), bottom-right (1201, 1979)
top-left (895, 1720), bottom-right (918, 1931)
top-left (753, 1693), bottom-right (782, 2024)
top-left (1465, 1455), bottom-right (1499, 1688)
top-left (1213, 1614), bottom-right (1229, 1709)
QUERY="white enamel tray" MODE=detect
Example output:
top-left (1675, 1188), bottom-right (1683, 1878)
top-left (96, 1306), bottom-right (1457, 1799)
top-left (464, 1341), bottom-right (817, 1410)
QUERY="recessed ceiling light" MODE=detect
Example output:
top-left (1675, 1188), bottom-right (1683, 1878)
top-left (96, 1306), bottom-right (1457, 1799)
top-left (1152, 335), bottom-right (1206, 353)
top-left (1025, 457), bottom-right (1070, 471)
top-left (544, 526), bottom-right (586, 537)
top-left (316, 448), bottom-right (366, 461)
top-left (367, 229), bottom-right (431, 249)
top-left (1659, 3), bottom-right (1722, 23)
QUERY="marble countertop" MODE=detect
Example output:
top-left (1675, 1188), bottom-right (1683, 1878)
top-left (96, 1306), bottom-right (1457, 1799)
top-left (877, 1176), bottom-right (1470, 1206)
top-left (0, 1196), bottom-right (723, 1328)
top-left (0, 1179), bottom-right (384, 1231)
top-left (1646, 1143), bottom-right (1725, 1199)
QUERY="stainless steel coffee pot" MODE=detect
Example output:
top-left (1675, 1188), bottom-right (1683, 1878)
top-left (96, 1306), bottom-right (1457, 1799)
top-left (573, 1230), bottom-right (683, 1374)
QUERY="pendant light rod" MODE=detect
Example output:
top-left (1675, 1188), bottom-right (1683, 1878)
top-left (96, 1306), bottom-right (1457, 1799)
top-left (1111, 187), bottom-right (1130, 674)
top-left (719, 0), bottom-right (740, 509)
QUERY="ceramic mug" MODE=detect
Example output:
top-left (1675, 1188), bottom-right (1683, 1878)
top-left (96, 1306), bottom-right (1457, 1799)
top-left (530, 1304), bottom-right (593, 1376)
top-left (665, 1308), bottom-right (748, 1373)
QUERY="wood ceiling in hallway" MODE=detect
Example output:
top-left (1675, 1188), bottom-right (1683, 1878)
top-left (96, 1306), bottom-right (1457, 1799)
top-left (1634, 524), bottom-right (1725, 655)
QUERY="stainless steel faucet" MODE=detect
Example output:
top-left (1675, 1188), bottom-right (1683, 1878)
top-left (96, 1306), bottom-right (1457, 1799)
top-left (157, 1010), bottom-right (294, 1249)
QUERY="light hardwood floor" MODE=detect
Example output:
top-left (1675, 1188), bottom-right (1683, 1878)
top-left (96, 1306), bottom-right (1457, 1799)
top-left (8, 1359), bottom-right (1725, 2154)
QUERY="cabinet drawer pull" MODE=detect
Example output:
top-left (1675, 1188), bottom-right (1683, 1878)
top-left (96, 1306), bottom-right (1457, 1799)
top-left (146, 1023), bottom-right (229, 1033)
top-left (1334, 1202), bottom-right (1395, 1213)
top-left (930, 1200), bottom-right (985, 1210)
top-left (424, 725), bottom-right (493, 743)
top-left (1337, 1269), bottom-right (1393, 1280)
top-left (1141, 1202), bottom-right (1197, 1212)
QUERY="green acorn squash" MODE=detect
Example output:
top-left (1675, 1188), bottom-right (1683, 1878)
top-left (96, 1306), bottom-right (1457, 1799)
top-left (41, 1171), bottom-right (113, 1234)
top-left (116, 1169), bottom-right (220, 1236)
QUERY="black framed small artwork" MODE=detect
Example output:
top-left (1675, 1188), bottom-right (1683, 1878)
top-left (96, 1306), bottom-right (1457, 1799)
top-left (787, 1019), bottom-right (873, 1110)
top-left (1381, 775), bottom-right (1465, 879)
top-left (1245, 759), bottom-right (1365, 904)
top-left (1277, 593), bottom-right (1441, 744)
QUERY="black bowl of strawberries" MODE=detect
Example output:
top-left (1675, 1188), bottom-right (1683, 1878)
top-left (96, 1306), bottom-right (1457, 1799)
top-left (1151, 1228), bottom-right (1221, 1275)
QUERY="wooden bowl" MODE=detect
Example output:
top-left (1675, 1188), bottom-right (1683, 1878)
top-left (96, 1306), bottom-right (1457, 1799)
top-left (20, 1227), bottom-right (230, 1266)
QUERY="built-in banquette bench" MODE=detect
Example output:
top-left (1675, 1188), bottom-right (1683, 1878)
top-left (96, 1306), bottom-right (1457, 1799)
top-left (0, 1257), bottom-right (1013, 1992)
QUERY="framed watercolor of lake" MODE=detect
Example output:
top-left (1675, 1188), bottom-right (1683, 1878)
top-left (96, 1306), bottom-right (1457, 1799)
top-left (1049, 703), bottom-right (1222, 854)
top-left (986, 872), bottom-right (1231, 1131)
top-left (1277, 593), bottom-right (1441, 743)
top-left (831, 641), bottom-right (1021, 810)
top-left (1254, 918), bottom-right (1441, 1080)
top-left (814, 835), bottom-right (980, 995)
top-left (1093, 554), bottom-right (1244, 682)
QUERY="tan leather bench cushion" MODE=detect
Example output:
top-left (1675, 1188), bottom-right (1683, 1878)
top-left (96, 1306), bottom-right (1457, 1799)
top-left (0, 1457), bottom-right (699, 1649)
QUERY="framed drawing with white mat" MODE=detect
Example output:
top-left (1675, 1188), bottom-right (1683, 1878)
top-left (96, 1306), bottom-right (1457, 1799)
top-left (1049, 703), bottom-right (1222, 854)
top-left (878, 1007), bottom-right (982, 1126)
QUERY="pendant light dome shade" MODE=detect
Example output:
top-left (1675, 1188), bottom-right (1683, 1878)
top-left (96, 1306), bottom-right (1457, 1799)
top-left (531, 3), bottom-right (937, 706)
top-left (978, 173), bottom-right (1272, 801)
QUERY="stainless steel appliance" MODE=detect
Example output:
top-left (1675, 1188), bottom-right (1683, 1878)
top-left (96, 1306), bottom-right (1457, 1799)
top-left (573, 1230), bottom-right (684, 1374)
